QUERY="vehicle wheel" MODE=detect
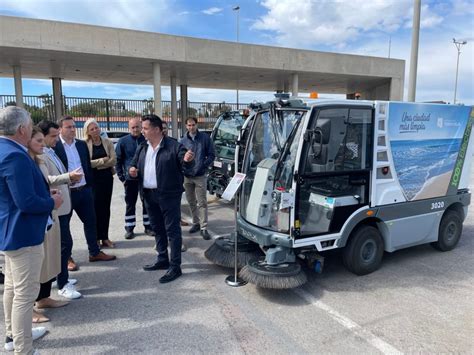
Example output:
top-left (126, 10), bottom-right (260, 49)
top-left (342, 225), bottom-right (384, 276)
top-left (432, 210), bottom-right (462, 251)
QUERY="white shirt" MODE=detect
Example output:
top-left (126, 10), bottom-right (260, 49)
top-left (143, 139), bottom-right (162, 189)
top-left (60, 136), bottom-right (86, 188)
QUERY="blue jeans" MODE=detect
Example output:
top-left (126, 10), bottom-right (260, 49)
top-left (143, 190), bottom-right (182, 269)
top-left (57, 186), bottom-right (100, 289)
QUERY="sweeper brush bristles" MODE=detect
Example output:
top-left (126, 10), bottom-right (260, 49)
top-left (239, 265), bottom-right (308, 289)
top-left (204, 241), bottom-right (263, 268)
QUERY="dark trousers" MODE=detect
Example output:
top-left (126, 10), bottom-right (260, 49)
top-left (143, 189), bottom-right (182, 269)
top-left (57, 186), bottom-right (100, 290)
top-left (93, 176), bottom-right (113, 241)
top-left (36, 278), bottom-right (54, 301)
top-left (124, 180), bottom-right (150, 231)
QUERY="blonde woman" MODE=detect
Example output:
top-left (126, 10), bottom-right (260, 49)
top-left (83, 119), bottom-right (116, 248)
top-left (28, 126), bottom-right (69, 323)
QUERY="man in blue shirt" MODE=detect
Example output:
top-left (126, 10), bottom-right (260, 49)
top-left (115, 117), bottom-right (154, 240)
top-left (0, 106), bottom-right (63, 354)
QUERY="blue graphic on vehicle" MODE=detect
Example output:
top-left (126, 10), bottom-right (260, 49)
top-left (388, 103), bottom-right (471, 201)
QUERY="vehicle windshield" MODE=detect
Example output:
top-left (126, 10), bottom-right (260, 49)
top-left (213, 113), bottom-right (246, 160)
top-left (240, 108), bottom-right (306, 232)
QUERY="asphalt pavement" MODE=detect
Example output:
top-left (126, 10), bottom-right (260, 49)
top-left (0, 170), bottom-right (473, 354)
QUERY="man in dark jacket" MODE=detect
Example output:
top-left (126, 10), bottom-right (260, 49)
top-left (54, 116), bottom-right (116, 297)
top-left (180, 117), bottom-right (215, 240)
top-left (115, 117), bottom-right (154, 240)
top-left (129, 114), bottom-right (194, 283)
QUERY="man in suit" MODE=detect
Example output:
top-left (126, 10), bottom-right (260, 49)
top-left (53, 116), bottom-right (116, 273)
top-left (0, 106), bottom-right (63, 354)
top-left (129, 114), bottom-right (194, 283)
top-left (38, 120), bottom-right (83, 300)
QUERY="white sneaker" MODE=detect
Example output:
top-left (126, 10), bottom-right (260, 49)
top-left (52, 278), bottom-right (77, 288)
top-left (4, 327), bottom-right (47, 351)
top-left (32, 327), bottom-right (47, 340)
top-left (58, 283), bottom-right (82, 299)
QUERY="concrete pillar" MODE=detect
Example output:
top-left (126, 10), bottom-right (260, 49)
top-left (153, 62), bottom-right (162, 116)
top-left (389, 77), bottom-right (404, 101)
top-left (13, 66), bottom-right (24, 108)
top-left (170, 76), bottom-right (178, 138)
top-left (52, 77), bottom-right (63, 122)
top-left (291, 73), bottom-right (298, 97)
top-left (407, 0), bottom-right (421, 102)
top-left (180, 84), bottom-right (188, 138)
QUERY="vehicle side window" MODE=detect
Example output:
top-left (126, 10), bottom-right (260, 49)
top-left (304, 107), bottom-right (372, 174)
top-left (333, 108), bottom-right (372, 171)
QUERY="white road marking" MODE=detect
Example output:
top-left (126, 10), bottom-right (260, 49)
top-left (294, 288), bottom-right (403, 355)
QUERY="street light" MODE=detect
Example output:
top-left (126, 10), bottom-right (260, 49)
top-left (453, 38), bottom-right (467, 104)
top-left (233, 5), bottom-right (240, 107)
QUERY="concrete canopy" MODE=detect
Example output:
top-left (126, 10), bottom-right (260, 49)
top-left (0, 15), bottom-right (405, 99)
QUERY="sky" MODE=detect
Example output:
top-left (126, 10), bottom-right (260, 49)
top-left (0, 0), bottom-right (473, 105)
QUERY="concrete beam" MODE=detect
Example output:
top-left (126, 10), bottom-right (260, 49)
top-left (0, 16), bottom-right (405, 99)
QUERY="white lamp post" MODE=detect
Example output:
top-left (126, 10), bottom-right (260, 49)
top-left (453, 38), bottom-right (467, 104)
top-left (233, 5), bottom-right (240, 107)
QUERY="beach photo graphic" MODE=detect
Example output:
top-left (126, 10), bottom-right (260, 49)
top-left (387, 103), bottom-right (471, 201)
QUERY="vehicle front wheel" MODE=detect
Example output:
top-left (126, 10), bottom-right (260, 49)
top-left (342, 225), bottom-right (384, 276)
top-left (432, 210), bottom-right (462, 251)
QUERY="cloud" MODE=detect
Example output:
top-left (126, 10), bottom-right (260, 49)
top-left (202, 7), bottom-right (223, 15)
top-left (252, 0), bottom-right (448, 48)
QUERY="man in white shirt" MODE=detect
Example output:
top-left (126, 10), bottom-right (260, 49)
top-left (129, 114), bottom-right (194, 283)
top-left (53, 117), bottom-right (116, 292)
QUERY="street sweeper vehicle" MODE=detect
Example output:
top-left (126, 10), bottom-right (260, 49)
top-left (205, 98), bottom-right (473, 289)
top-left (207, 110), bottom-right (250, 197)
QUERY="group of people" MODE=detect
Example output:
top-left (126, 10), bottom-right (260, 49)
top-left (0, 105), bottom-right (215, 354)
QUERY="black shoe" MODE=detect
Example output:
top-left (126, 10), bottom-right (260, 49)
top-left (143, 260), bottom-right (170, 271)
top-left (144, 228), bottom-right (156, 237)
top-left (200, 229), bottom-right (211, 240)
top-left (159, 268), bottom-right (182, 283)
top-left (189, 224), bottom-right (200, 234)
top-left (124, 231), bottom-right (135, 240)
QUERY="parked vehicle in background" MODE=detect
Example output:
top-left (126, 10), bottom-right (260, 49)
top-left (207, 110), bottom-right (250, 197)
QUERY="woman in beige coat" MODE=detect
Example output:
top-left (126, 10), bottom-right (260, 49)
top-left (28, 127), bottom-right (70, 323)
top-left (83, 119), bottom-right (117, 248)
